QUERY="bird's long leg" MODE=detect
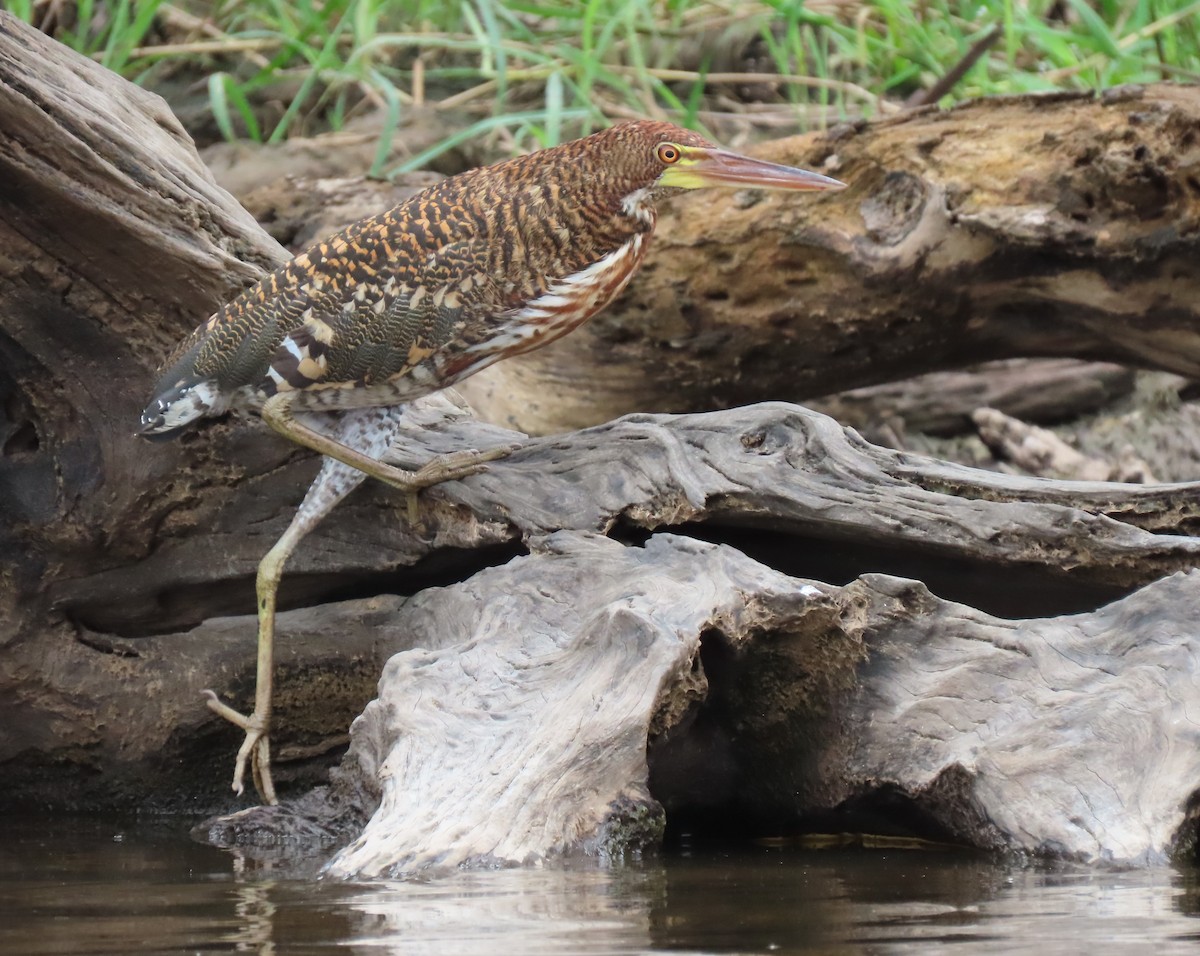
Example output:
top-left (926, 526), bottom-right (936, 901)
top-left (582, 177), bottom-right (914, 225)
top-left (203, 407), bottom-right (399, 804)
top-left (262, 391), bottom-right (513, 493)
top-left (203, 507), bottom-right (317, 803)
top-left (204, 395), bottom-right (508, 805)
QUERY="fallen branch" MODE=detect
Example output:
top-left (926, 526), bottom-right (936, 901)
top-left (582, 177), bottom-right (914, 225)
top-left (973, 406), bottom-right (1157, 482)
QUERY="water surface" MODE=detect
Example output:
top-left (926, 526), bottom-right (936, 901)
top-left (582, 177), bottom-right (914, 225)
top-left (2, 817), bottom-right (1199, 954)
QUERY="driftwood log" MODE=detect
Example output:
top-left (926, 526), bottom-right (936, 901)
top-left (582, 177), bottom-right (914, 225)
top-left (809, 358), bottom-right (1138, 441)
top-left (4, 12), bottom-right (1200, 869)
top-left (203, 530), bottom-right (1200, 875)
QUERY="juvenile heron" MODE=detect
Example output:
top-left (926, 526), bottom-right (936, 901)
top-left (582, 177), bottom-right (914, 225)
top-left (139, 120), bottom-right (845, 804)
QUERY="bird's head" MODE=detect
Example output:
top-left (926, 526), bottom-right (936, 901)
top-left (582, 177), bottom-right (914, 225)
top-left (595, 120), bottom-right (846, 209)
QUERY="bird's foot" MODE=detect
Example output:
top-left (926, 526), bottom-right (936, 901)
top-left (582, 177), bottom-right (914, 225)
top-left (380, 442), bottom-right (519, 494)
top-left (202, 690), bottom-right (278, 806)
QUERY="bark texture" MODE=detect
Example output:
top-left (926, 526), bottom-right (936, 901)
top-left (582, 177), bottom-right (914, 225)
top-left (0, 15), bottom-right (450, 667)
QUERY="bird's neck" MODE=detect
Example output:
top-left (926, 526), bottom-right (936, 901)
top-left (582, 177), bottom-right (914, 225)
top-left (486, 177), bottom-right (655, 308)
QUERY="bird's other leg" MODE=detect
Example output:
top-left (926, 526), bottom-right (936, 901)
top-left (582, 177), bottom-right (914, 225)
top-left (261, 390), bottom-right (513, 496)
top-left (203, 407), bottom-right (403, 804)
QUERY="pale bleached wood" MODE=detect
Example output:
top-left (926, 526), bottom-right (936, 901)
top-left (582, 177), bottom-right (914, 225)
top-left (203, 532), bottom-right (1200, 871)
top-left (389, 398), bottom-right (1200, 588)
top-left (972, 406), bottom-right (1157, 482)
top-left (326, 531), bottom-right (812, 876)
top-left (203, 531), bottom-right (838, 873)
top-left (834, 570), bottom-right (1200, 865)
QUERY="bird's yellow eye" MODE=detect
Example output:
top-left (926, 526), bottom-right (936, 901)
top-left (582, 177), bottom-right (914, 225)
top-left (656, 143), bottom-right (681, 164)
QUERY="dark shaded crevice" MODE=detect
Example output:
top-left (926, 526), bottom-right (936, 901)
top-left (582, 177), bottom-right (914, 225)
top-left (1172, 788), bottom-right (1200, 867)
top-left (651, 628), bottom-right (967, 846)
top-left (3, 418), bottom-right (38, 456)
top-left (648, 634), bottom-right (741, 828)
top-left (74, 630), bottom-right (141, 657)
top-left (286, 539), bottom-right (531, 615)
top-left (0, 336), bottom-right (59, 525)
top-left (612, 516), bottom-right (1135, 619)
top-left (650, 628), bottom-right (976, 847)
top-left (649, 624), bottom-right (826, 841)
top-left (660, 788), bottom-right (972, 848)
top-left (67, 539), bottom-right (530, 639)
top-left (784, 786), bottom-right (970, 847)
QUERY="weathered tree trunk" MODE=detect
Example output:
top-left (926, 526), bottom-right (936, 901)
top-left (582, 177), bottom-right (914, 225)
top-left (0, 13), bottom-right (459, 801)
top-left (4, 11), bottom-right (1200, 870)
top-left (0, 15), bottom-right (448, 650)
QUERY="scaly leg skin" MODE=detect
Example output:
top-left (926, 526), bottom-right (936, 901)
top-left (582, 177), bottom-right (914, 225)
top-left (203, 403), bottom-right (513, 805)
top-left (203, 456), bottom-right (359, 804)
top-left (203, 407), bottom-right (390, 804)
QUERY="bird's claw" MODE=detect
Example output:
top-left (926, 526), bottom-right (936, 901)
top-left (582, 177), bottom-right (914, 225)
top-left (389, 442), bottom-right (522, 518)
top-left (408, 443), bottom-right (516, 487)
top-left (203, 688), bottom-right (251, 728)
top-left (203, 690), bottom-right (277, 805)
top-left (401, 443), bottom-right (522, 526)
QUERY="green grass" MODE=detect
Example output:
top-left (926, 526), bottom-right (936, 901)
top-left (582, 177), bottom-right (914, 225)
top-left (10, 0), bottom-right (1200, 175)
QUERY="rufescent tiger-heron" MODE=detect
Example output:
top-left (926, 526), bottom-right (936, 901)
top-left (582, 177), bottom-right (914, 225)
top-left (138, 120), bottom-right (846, 805)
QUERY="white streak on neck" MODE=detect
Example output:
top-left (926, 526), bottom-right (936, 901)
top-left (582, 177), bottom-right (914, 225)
top-left (621, 187), bottom-right (654, 226)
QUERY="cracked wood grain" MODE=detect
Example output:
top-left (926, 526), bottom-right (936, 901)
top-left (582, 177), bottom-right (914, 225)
top-left (387, 396), bottom-right (1200, 589)
top-left (204, 533), bottom-right (1200, 872)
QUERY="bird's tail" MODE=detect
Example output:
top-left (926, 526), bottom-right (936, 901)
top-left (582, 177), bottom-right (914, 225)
top-left (137, 326), bottom-right (222, 441)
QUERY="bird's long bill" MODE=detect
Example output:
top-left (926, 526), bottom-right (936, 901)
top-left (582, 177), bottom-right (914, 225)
top-left (669, 147), bottom-right (846, 191)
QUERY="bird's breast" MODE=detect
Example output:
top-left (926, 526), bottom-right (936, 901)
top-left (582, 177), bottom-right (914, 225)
top-left (438, 233), bottom-right (649, 382)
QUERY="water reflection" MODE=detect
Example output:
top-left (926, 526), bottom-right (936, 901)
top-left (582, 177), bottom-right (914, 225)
top-left (3, 818), bottom-right (1200, 954)
top-left (339, 867), bottom-right (661, 954)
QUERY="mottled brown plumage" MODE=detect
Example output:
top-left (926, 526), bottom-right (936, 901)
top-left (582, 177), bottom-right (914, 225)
top-left (141, 122), bottom-right (720, 437)
top-left (139, 120), bottom-right (844, 805)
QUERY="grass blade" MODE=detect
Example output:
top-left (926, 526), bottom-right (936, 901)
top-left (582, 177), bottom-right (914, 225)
top-left (388, 108), bottom-right (589, 176)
